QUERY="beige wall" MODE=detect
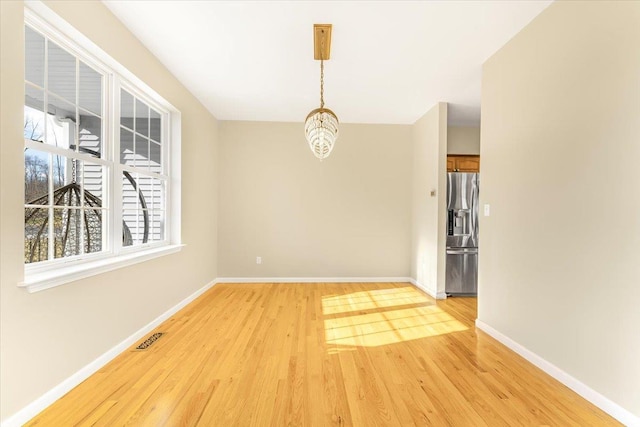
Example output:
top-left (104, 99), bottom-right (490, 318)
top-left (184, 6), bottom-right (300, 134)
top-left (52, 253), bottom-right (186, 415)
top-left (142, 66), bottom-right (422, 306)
top-left (479, 0), bottom-right (640, 419)
top-left (447, 126), bottom-right (480, 155)
top-left (0, 1), bottom-right (219, 420)
top-left (410, 103), bottom-right (447, 297)
top-left (218, 121), bottom-right (412, 278)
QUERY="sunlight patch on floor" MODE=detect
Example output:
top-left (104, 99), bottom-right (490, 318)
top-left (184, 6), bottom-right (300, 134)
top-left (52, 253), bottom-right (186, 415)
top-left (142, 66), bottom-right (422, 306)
top-left (322, 288), bottom-right (467, 348)
top-left (321, 286), bottom-right (430, 315)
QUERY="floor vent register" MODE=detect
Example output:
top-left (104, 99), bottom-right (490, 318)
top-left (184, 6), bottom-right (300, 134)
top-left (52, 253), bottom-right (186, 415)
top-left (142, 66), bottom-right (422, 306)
top-left (135, 332), bottom-right (164, 350)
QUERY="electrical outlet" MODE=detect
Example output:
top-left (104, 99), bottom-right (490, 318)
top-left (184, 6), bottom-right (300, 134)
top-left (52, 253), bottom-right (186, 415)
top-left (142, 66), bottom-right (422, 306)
top-left (484, 204), bottom-right (491, 216)
top-left (256, 256), bottom-right (262, 265)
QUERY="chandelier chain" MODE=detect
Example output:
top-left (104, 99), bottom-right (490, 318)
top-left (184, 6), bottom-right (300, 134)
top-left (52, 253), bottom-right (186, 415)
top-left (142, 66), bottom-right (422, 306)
top-left (320, 35), bottom-right (325, 108)
top-left (320, 57), bottom-right (324, 108)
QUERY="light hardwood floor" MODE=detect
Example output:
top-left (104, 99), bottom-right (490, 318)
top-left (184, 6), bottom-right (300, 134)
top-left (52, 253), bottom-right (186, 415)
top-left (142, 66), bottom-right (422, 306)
top-left (28, 283), bottom-right (619, 426)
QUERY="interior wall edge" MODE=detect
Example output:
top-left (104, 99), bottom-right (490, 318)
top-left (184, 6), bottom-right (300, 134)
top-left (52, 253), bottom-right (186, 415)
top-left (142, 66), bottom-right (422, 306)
top-left (435, 102), bottom-right (448, 296)
top-left (409, 278), bottom-right (447, 300)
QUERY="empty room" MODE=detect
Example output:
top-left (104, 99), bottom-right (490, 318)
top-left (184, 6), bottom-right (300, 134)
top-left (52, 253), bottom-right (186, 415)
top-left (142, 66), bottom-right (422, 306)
top-left (1, 0), bottom-right (638, 426)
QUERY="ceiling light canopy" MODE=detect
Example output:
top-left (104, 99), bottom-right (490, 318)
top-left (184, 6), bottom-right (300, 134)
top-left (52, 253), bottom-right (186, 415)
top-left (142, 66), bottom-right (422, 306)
top-left (304, 24), bottom-right (339, 161)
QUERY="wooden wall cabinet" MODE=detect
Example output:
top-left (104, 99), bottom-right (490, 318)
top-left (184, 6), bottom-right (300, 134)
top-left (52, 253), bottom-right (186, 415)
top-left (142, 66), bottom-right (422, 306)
top-left (447, 155), bottom-right (480, 172)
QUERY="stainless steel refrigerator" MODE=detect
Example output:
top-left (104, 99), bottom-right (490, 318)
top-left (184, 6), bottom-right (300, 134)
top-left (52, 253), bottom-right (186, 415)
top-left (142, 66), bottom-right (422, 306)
top-left (445, 172), bottom-right (479, 296)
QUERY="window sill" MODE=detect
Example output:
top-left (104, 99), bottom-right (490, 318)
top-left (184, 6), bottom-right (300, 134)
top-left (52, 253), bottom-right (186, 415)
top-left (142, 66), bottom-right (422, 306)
top-left (19, 244), bottom-right (185, 293)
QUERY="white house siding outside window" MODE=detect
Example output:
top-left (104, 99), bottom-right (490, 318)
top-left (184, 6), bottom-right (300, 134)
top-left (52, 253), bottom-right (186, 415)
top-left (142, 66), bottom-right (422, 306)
top-left (22, 8), bottom-right (179, 291)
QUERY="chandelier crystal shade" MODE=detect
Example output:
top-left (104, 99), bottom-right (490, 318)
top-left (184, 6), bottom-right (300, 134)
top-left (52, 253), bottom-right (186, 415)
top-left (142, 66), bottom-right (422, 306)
top-left (304, 24), bottom-right (338, 161)
top-left (305, 108), bottom-right (339, 160)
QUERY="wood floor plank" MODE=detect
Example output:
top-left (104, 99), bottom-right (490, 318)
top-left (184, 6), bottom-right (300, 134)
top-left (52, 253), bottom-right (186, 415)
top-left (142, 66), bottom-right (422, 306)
top-left (26, 282), bottom-right (621, 426)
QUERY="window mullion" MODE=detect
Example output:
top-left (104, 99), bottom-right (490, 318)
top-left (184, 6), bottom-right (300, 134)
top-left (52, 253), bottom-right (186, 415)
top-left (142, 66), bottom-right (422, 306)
top-left (164, 111), bottom-right (171, 243)
top-left (75, 55), bottom-right (86, 257)
top-left (43, 36), bottom-right (54, 261)
top-left (112, 76), bottom-right (123, 256)
top-left (24, 140), bottom-right (111, 166)
top-left (103, 70), bottom-right (112, 257)
top-left (47, 153), bottom-right (54, 260)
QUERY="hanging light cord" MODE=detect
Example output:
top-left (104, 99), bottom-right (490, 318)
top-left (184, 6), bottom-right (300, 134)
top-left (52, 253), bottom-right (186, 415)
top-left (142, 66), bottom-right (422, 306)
top-left (320, 57), bottom-right (325, 108)
top-left (320, 34), bottom-right (325, 108)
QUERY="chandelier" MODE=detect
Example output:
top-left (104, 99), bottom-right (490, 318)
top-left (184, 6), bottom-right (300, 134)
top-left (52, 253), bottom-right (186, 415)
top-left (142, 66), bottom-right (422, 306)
top-left (304, 24), bottom-right (339, 161)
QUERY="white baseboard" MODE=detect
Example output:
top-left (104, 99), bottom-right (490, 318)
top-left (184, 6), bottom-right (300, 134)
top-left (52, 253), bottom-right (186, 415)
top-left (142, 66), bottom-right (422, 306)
top-left (475, 319), bottom-right (640, 427)
top-left (1, 279), bottom-right (219, 427)
top-left (409, 278), bottom-right (447, 299)
top-left (216, 277), bottom-right (412, 284)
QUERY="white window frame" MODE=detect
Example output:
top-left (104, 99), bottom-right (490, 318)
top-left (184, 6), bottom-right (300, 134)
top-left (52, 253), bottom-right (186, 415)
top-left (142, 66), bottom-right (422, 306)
top-left (20, 2), bottom-right (183, 293)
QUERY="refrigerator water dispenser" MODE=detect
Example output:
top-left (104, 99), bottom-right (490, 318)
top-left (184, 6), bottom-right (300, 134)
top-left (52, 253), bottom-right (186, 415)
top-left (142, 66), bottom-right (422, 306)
top-left (448, 209), bottom-right (471, 236)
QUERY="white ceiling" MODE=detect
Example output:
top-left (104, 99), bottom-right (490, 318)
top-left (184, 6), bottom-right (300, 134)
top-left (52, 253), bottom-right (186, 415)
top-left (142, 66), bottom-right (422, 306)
top-left (103, 1), bottom-right (552, 125)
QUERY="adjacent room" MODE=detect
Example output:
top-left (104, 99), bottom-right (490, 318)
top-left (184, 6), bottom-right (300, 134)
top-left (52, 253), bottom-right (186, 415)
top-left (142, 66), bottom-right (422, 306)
top-left (1, 1), bottom-right (638, 426)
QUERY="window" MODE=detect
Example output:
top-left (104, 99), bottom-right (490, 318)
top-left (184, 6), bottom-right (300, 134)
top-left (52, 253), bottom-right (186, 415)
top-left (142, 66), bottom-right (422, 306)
top-left (119, 89), bottom-right (166, 247)
top-left (24, 25), bottom-right (108, 263)
top-left (22, 7), bottom-right (180, 292)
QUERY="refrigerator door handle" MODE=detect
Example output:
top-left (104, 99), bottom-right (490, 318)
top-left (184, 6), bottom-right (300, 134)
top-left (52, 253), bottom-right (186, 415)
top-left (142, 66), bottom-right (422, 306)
top-left (446, 249), bottom-right (478, 255)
